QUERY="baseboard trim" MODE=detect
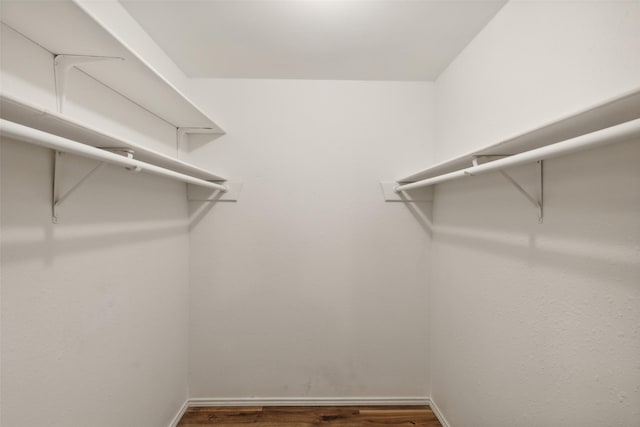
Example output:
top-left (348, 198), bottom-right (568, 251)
top-left (188, 396), bottom-right (430, 407)
top-left (429, 397), bottom-right (451, 427)
top-left (168, 399), bottom-right (190, 427)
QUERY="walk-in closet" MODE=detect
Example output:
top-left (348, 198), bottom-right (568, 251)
top-left (1, 1), bottom-right (638, 426)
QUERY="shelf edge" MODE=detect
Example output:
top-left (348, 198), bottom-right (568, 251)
top-left (71, 0), bottom-right (224, 133)
top-left (398, 86), bottom-right (640, 183)
top-left (0, 92), bottom-right (226, 181)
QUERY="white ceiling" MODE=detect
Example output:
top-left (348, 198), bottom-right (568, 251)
top-left (120, 0), bottom-right (506, 81)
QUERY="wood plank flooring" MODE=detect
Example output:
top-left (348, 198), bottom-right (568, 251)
top-left (177, 405), bottom-right (442, 426)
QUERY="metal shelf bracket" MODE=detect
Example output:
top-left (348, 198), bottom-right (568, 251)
top-left (54, 54), bottom-right (124, 113)
top-left (471, 155), bottom-right (544, 223)
top-left (52, 148), bottom-right (137, 223)
top-left (52, 151), bottom-right (104, 223)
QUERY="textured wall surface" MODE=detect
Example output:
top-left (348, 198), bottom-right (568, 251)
top-left (185, 79), bottom-right (434, 399)
top-left (430, 1), bottom-right (640, 426)
top-left (0, 23), bottom-right (190, 427)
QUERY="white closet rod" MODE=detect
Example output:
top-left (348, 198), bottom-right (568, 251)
top-left (395, 118), bottom-right (640, 192)
top-left (0, 119), bottom-right (228, 192)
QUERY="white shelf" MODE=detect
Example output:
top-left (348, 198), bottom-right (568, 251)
top-left (0, 0), bottom-right (223, 131)
top-left (0, 93), bottom-right (225, 181)
top-left (399, 88), bottom-right (640, 182)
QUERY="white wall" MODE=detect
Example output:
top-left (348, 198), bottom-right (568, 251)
top-left (431, 1), bottom-right (640, 426)
top-left (185, 79), bottom-right (434, 399)
top-left (1, 23), bottom-right (190, 427)
top-left (6, 2), bottom-right (639, 424)
top-left (435, 0), bottom-right (640, 163)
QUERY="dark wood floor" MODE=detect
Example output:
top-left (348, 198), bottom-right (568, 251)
top-left (177, 405), bottom-right (442, 426)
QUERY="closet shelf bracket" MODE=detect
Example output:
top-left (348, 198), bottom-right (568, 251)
top-left (53, 151), bottom-right (103, 223)
top-left (52, 148), bottom-right (137, 223)
top-left (54, 54), bottom-right (124, 113)
top-left (469, 156), bottom-right (544, 223)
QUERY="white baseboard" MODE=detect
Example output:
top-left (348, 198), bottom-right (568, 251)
top-left (188, 396), bottom-right (430, 407)
top-left (168, 399), bottom-right (190, 427)
top-left (429, 397), bottom-right (451, 427)
top-left (170, 396), bottom-right (446, 427)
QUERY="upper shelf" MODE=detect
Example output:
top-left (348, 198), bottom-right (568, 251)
top-left (0, 0), bottom-right (223, 132)
top-left (399, 88), bottom-right (640, 182)
top-left (0, 93), bottom-right (225, 181)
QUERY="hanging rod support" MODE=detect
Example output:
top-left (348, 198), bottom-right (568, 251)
top-left (54, 54), bottom-right (124, 113)
top-left (1, 119), bottom-right (229, 223)
top-left (498, 161), bottom-right (544, 223)
top-left (498, 170), bottom-right (538, 208)
top-left (471, 154), bottom-right (511, 167)
top-left (472, 155), bottom-right (544, 222)
top-left (394, 119), bottom-right (640, 193)
top-left (100, 148), bottom-right (141, 172)
top-left (53, 151), bottom-right (106, 223)
top-left (55, 156), bottom-right (105, 207)
top-left (53, 148), bottom-right (146, 222)
top-left (393, 119), bottom-right (640, 222)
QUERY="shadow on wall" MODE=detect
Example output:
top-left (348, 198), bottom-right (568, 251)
top-left (188, 200), bottom-right (222, 232)
top-left (432, 224), bottom-right (639, 286)
top-left (2, 222), bottom-right (188, 266)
